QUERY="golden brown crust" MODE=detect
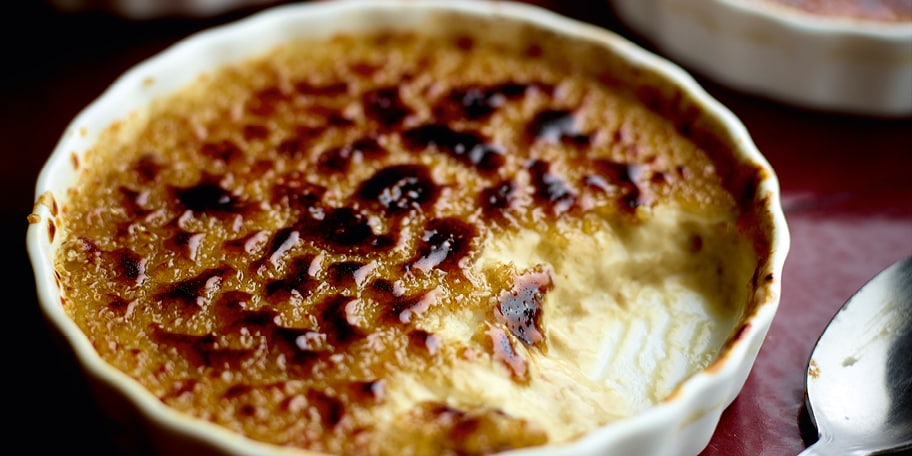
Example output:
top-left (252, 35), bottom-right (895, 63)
top-left (55, 32), bottom-right (749, 455)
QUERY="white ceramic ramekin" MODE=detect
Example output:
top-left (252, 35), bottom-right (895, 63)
top-left (609, 0), bottom-right (912, 117)
top-left (27, 1), bottom-right (790, 455)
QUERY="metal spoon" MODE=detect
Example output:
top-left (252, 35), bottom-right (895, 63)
top-left (800, 255), bottom-right (912, 455)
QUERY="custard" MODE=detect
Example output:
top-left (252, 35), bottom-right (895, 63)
top-left (54, 31), bottom-right (760, 455)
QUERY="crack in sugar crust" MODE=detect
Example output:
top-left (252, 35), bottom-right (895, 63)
top-left (55, 32), bottom-right (756, 455)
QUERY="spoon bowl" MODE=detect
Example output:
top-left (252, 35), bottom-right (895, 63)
top-left (801, 256), bottom-right (912, 455)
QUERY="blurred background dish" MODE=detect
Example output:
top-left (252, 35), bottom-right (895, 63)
top-left (608, 0), bottom-right (912, 117)
top-left (46, 0), bottom-right (284, 19)
top-left (749, 0), bottom-right (911, 22)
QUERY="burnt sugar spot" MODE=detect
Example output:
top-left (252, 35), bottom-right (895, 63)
top-left (402, 124), bottom-right (505, 173)
top-left (200, 140), bottom-right (244, 164)
top-left (150, 323), bottom-right (254, 370)
top-left (154, 266), bottom-right (236, 313)
top-left (209, 292), bottom-right (328, 370)
top-left (365, 278), bottom-right (400, 302)
top-left (584, 159), bottom-right (645, 211)
top-left (409, 217), bottom-right (477, 274)
top-left (495, 270), bottom-right (551, 346)
top-left (118, 187), bottom-right (152, 219)
top-left (408, 329), bottom-right (441, 356)
top-left (294, 80), bottom-right (349, 97)
top-left (163, 379), bottom-right (199, 401)
top-left (480, 179), bottom-right (517, 220)
top-left (259, 227), bottom-right (301, 269)
top-left (362, 86), bottom-right (413, 128)
top-left (690, 234), bottom-right (704, 253)
top-left (738, 166), bottom-right (764, 207)
top-left (327, 261), bottom-right (375, 288)
top-left (73, 236), bottom-right (100, 257)
top-left (314, 294), bottom-right (366, 345)
top-left (363, 278), bottom-right (436, 325)
top-left (350, 61), bottom-right (380, 77)
top-left (273, 327), bottom-right (330, 369)
top-left (110, 247), bottom-right (147, 286)
top-left (133, 153), bottom-right (163, 183)
top-left (106, 295), bottom-right (137, 317)
top-left (356, 164), bottom-right (440, 215)
top-left (306, 389), bottom-right (347, 429)
top-left (309, 105), bottom-right (356, 128)
top-left (348, 380), bottom-right (385, 404)
top-left (223, 230), bottom-right (269, 256)
top-left (527, 109), bottom-right (590, 146)
top-left (455, 35), bottom-right (474, 50)
top-left (171, 173), bottom-right (250, 217)
top-left (318, 136), bottom-right (387, 174)
top-left (435, 82), bottom-right (530, 121)
top-left (224, 384), bottom-right (254, 402)
top-left (165, 229), bottom-right (205, 262)
top-left (47, 218), bottom-right (55, 244)
top-left (486, 326), bottom-right (527, 380)
top-left (270, 172), bottom-right (327, 213)
top-left (277, 125), bottom-right (326, 158)
top-left (247, 85), bottom-right (289, 117)
top-left (414, 402), bottom-right (548, 448)
top-left (387, 289), bottom-right (438, 325)
top-left (525, 43), bottom-right (544, 58)
top-left (264, 254), bottom-right (319, 303)
top-left (243, 125), bottom-right (270, 141)
top-left (527, 160), bottom-right (576, 214)
top-left (212, 291), bottom-right (279, 332)
top-left (296, 207), bottom-right (396, 254)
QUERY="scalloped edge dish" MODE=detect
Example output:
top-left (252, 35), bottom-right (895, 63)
top-left (27, 1), bottom-right (790, 455)
top-left (609, 0), bottom-right (912, 117)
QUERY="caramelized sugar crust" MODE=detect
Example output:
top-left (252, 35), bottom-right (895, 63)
top-left (55, 32), bottom-right (753, 455)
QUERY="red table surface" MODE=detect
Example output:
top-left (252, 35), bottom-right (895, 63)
top-left (4, 2), bottom-right (910, 455)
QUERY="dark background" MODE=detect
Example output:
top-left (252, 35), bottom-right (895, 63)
top-left (4, 1), bottom-right (911, 455)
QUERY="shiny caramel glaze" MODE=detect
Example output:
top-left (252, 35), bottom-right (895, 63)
top-left (55, 32), bottom-right (754, 455)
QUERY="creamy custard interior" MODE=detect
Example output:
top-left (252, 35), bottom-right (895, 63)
top-left (54, 31), bottom-right (759, 455)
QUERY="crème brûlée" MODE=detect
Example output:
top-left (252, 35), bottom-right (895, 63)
top-left (52, 30), bottom-right (767, 455)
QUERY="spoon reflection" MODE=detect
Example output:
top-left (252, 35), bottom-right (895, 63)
top-left (799, 256), bottom-right (912, 456)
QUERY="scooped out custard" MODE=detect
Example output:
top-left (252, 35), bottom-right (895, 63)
top-left (54, 30), bottom-right (761, 455)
